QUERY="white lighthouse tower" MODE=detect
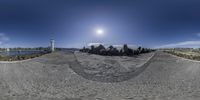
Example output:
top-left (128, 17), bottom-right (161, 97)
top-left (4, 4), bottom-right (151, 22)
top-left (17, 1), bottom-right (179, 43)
top-left (50, 39), bottom-right (55, 52)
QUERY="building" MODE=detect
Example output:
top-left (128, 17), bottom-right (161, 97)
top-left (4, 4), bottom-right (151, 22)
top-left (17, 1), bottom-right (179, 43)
top-left (50, 39), bottom-right (55, 52)
top-left (6, 48), bottom-right (10, 52)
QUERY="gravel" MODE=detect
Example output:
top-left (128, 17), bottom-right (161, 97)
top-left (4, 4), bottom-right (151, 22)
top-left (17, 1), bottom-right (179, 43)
top-left (0, 51), bottom-right (200, 100)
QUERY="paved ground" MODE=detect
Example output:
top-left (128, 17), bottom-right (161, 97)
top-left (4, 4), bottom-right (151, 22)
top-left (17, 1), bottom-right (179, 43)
top-left (73, 51), bottom-right (154, 82)
top-left (0, 51), bottom-right (200, 100)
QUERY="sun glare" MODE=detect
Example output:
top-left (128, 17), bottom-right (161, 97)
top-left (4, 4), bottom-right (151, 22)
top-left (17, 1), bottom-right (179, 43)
top-left (96, 29), bottom-right (104, 36)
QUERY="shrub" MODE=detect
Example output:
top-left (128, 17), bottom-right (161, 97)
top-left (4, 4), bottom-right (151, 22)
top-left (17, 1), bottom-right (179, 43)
top-left (164, 50), bottom-right (200, 61)
top-left (0, 51), bottom-right (50, 61)
top-left (80, 44), bottom-right (154, 56)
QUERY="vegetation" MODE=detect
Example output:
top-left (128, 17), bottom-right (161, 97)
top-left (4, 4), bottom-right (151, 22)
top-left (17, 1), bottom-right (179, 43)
top-left (164, 48), bottom-right (200, 61)
top-left (0, 51), bottom-right (51, 61)
top-left (0, 47), bottom-right (54, 61)
top-left (0, 47), bottom-right (66, 51)
top-left (0, 47), bottom-right (49, 51)
top-left (80, 44), bottom-right (154, 56)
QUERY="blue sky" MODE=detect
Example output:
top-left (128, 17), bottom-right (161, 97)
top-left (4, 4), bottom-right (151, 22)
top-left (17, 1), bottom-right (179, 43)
top-left (0, 0), bottom-right (200, 48)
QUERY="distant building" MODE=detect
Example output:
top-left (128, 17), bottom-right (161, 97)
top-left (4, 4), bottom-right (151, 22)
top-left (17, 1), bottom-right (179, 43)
top-left (6, 48), bottom-right (10, 52)
top-left (50, 39), bottom-right (55, 52)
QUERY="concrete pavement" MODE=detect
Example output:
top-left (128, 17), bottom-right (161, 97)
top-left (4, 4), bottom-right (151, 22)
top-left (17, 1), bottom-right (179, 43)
top-left (0, 51), bottom-right (200, 100)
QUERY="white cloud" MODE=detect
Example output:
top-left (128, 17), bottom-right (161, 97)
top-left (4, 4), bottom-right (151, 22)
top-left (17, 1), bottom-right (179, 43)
top-left (87, 43), bottom-right (103, 47)
top-left (112, 44), bottom-right (138, 49)
top-left (156, 41), bottom-right (200, 48)
top-left (0, 33), bottom-right (9, 41)
top-left (0, 33), bottom-right (10, 47)
top-left (197, 33), bottom-right (200, 37)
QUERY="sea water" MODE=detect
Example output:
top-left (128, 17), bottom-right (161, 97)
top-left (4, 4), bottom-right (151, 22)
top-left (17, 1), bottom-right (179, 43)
top-left (0, 50), bottom-right (46, 57)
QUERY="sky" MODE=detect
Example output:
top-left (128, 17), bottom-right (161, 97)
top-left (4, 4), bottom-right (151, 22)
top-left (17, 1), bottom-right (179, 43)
top-left (0, 0), bottom-right (200, 48)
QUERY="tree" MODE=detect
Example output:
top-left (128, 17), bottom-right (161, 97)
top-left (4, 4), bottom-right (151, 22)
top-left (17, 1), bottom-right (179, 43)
top-left (89, 45), bottom-right (95, 54)
top-left (138, 46), bottom-right (141, 53)
top-left (122, 44), bottom-right (133, 56)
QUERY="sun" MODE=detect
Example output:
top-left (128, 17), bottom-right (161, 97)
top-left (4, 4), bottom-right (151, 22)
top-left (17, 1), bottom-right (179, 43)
top-left (96, 29), bottom-right (104, 36)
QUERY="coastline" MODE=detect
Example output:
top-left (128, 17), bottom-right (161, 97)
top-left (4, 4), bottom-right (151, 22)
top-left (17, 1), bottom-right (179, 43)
top-left (0, 52), bottom-right (52, 64)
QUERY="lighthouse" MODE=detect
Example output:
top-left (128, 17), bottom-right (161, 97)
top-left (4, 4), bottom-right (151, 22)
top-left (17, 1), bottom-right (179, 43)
top-left (50, 39), bottom-right (55, 52)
